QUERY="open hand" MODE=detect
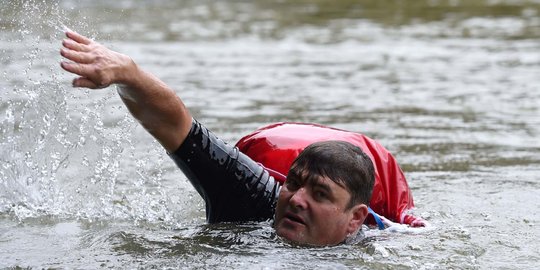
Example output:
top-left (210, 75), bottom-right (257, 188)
top-left (60, 31), bottom-right (135, 89)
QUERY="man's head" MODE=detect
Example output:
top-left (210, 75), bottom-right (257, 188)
top-left (273, 140), bottom-right (375, 246)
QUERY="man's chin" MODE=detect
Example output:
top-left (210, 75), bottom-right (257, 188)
top-left (275, 225), bottom-right (313, 246)
top-left (275, 225), bottom-right (344, 247)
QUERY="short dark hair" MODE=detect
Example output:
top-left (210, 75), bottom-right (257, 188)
top-left (288, 140), bottom-right (375, 209)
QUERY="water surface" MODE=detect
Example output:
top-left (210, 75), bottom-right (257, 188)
top-left (1, 0), bottom-right (539, 268)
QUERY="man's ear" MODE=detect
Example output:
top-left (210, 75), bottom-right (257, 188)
top-left (346, 204), bottom-right (369, 234)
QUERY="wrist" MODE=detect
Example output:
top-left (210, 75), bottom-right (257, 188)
top-left (116, 55), bottom-right (140, 86)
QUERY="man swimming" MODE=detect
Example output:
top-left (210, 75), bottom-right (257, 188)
top-left (60, 30), bottom-right (416, 246)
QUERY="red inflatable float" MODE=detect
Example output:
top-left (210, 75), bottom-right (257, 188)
top-left (236, 122), bottom-right (426, 227)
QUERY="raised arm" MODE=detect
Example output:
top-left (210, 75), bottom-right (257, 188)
top-left (60, 30), bottom-right (191, 152)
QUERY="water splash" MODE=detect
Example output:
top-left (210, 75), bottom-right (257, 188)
top-left (0, 1), bottom-right (145, 222)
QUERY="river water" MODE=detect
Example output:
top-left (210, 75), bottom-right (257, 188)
top-left (1, 0), bottom-right (539, 269)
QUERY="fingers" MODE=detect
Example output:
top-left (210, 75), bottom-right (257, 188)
top-left (60, 48), bottom-right (96, 64)
top-left (61, 30), bottom-right (112, 89)
top-left (60, 61), bottom-right (91, 78)
top-left (65, 30), bottom-right (92, 45)
top-left (62, 39), bottom-right (90, 52)
top-left (61, 62), bottom-right (111, 88)
top-left (60, 48), bottom-right (94, 64)
top-left (72, 77), bottom-right (100, 89)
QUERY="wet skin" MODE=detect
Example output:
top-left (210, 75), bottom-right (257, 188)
top-left (273, 171), bottom-right (368, 246)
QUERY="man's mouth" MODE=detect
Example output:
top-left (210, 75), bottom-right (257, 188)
top-left (284, 212), bottom-right (306, 225)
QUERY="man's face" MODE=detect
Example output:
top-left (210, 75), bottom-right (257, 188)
top-left (273, 171), bottom-right (367, 246)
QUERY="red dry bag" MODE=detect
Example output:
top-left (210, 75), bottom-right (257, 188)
top-left (236, 122), bottom-right (425, 227)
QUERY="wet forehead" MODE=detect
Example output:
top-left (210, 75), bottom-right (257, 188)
top-left (288, 169), bottom-right (351, 196)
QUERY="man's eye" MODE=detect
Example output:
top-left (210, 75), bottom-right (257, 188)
top-left (314, 190), bottom-right (327, 200)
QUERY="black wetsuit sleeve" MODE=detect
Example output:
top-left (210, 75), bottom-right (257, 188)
top-left (169, 119), bottom-right (281, 223)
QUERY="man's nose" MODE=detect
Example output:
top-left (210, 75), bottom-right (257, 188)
top-left (289, 187), bottom-right (308, 209)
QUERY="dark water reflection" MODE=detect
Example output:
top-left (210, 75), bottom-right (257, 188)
top-left (1, 0), bottom-right (539, 269)
top-left (2, 0), bottom-right (540, 41)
